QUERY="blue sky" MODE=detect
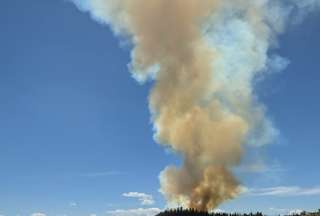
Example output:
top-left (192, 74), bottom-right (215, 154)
top-left (0, 1), bottom-right (319, 216)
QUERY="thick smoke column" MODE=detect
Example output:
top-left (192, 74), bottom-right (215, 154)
top-left (71, 0), bottom-right (318, 211)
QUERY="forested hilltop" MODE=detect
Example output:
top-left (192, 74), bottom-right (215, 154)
top-left (156, 208), bottom-right (320, 216)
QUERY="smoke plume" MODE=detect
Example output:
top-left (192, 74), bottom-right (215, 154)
top-left (71, 0), bottom-right (319, 211)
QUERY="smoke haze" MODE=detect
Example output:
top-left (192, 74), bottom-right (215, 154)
top-left (71, 0), bottom-right (319, 211)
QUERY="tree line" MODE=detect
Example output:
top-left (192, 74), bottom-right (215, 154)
top-left (156, 208), bottom-right (320, 216)
top-left (156, 208), bottom-right (263, 216)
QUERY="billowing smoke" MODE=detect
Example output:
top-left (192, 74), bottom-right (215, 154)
top-left (70, 0), bottom-right (319, 211)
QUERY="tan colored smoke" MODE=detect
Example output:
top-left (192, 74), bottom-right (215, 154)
top-left (73, 0), bottom-right (292, 211)
top-left (107, 1), bottom-right (248, 210)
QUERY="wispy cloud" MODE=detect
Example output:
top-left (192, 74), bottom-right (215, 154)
top-left (269, 207), bottom-right (289, 214)
top-left (106, 208), bottom-right (161, 216)
top-left (236, 161), bottom-right (287, 185)
top-left (31, 213), bottom-right (46, 216)
top-left (269, 207), bottom-right (304, 215)
top-left (236, 161), bottom-right (285, 174)
top-left (246, 186), bottom-right (320, 196)
top-left (123, 192), bottom-right (155, 205)
top-left (82, 171), bottom-right (125, 178)
top-left (69, 201), bottom-right (78, 207)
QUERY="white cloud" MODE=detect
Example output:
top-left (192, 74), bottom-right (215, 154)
top-left (212, 209), bottom-right (226, 214)
top-left (31, 213), bottom-right (46, 216)
top-left (269, 207), bottom-right (305, 215)
top-left (288, 209), bottom-right (305, 215)
top-left (269, 207), bottom-right (289, 214)
top-left (123, 192), bottom-right (155, 205)
top-left (69, 201), bottom-right (78, 207)
top-left (292, 0), bottom-right (320, 22)
top-left (246, 186), bottom-right (320, 196)
top-left (106, 208), bottom-right (161, 216)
